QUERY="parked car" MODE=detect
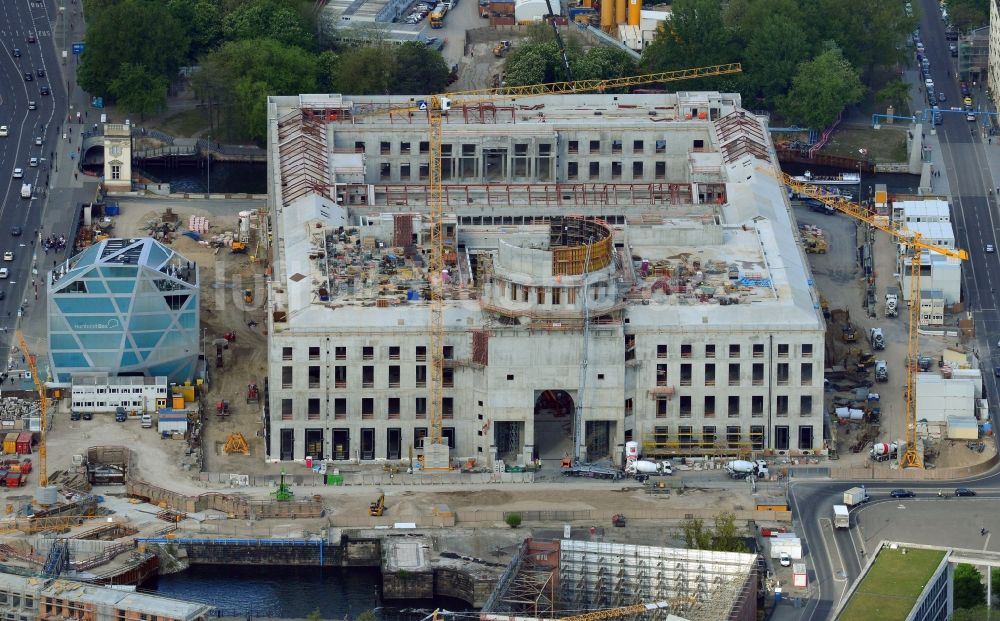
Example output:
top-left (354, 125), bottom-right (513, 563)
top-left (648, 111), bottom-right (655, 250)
top-left (890, 489), bottom-right (915, 498)
top-left (955, 488), bottom-right (977, 497)
top-left (82, 412), bottom-right (93, 421)
top-left (70, 411), bottom-right (81, 421)
top-left (938, 92), bottom-right (946, 102)
top-left (779, 552), bottom-right (792, 567)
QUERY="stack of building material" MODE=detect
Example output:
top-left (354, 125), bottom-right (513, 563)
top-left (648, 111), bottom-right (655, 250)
top-left (188, 215), bottom-right (210, 234)
top-left (0, 397), bottom-right (40, 424)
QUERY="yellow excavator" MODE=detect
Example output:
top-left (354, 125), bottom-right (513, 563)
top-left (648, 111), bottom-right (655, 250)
top-left (369, 493), bottom-right (385, 517)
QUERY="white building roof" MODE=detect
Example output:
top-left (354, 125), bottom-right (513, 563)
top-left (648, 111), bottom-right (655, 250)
top-left (902, 221), bottom-right (955, 247)
top-left (896, 199), bottom-right (950, 221)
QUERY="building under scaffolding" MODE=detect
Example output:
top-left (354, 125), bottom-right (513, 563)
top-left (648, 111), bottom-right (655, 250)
top-left (481, 538), bottom-right (760, 621)
top-left (265, 93), bottom-right (827, 465)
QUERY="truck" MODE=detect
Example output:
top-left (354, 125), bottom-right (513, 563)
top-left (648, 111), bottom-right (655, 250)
top-left (430, 4), bottom-right (448, 27)
top-left (805, 198), bottom-right (835, 214)
top-left (843, 486), bottom-right (870, 506)
top-left (562, 462), bottom-right (623, 480)
top-left (833, 504), bottom-right (850, 528)
top-left (885, 287), bottom-right (899, 317)
top-left (869, 327), bottom-right (885, 350)
top-left (626, 459), bottom-right (673, 478)
top-left (725, 459), bottom-right (768, 480)
top-left (874, 360), bottom-right (888, 382)
top-left (870, 442), bottom-right (898, 462)
top-left (20, 184), bottom-right (31, 199)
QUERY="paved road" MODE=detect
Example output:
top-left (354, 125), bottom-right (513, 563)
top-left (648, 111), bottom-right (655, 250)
top-left (0, 0), bottom-right (65, 351)
top-left (0, 0), bottom-right (100, 375)
top-left (786, 3), bottom-right (1000, 620)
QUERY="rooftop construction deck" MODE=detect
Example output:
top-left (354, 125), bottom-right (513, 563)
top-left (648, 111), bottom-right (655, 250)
top-left (481, 538), bottom-right (760, 621)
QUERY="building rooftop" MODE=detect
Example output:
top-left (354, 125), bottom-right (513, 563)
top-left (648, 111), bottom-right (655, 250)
top-left (895, 198), bottom-right (950, 220)
top-left (837, 546), bottom-right (946, 621)
top-left (267, 94), bottom-right (822, 334)
top-left (51, 237), bottom-right (198, 289)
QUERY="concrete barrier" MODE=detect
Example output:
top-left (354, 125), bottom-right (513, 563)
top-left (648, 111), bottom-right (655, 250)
top-left (830, 452), bottom-right (998, 481)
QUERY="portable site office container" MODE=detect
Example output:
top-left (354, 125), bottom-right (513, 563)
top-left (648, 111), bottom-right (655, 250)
top-left (3, 433), bottom-right (19, 454)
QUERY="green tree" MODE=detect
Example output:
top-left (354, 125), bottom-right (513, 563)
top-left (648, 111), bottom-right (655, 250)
top-left (332, 45), bottom-right (397, 95)
top-left (712, 512), bottom-right (747, 553)
top-left (575, 47), bottom-right (637, 82)
top-left (78, 0), bottom-right (189, 97)
top-left (725, 0), bottom-right (811, 108)
top-left (505, 513), bottom-right (522, 528)
top-left (355, 611), bottom-right (377, 621)
top-left (946, 0), bottom-right (987, 30)
top-left (195, 38), bottom-right (318, 141)
top-left (874, 79), bottom-right (912, 115)
top-left (818, 0), bottom-right (915, 82)
top-left (317, 50), bottom-right (340, 92)
top-left (953, 563), bottom-right (986, 609)
top-left (222, 0), bottom-right (314, 49)
top-left (167, 0), bottom-right (224, 58)
top-left (393, 42), bottom-right (450, 94)
top-left (778, 45), bottom-right (864, 129)
top-left (305, 609), bottom-right (323, 621)
top-left (951, 606), bottom-right (992, 621)
top-left (504, 44), bottom-right (556, 86)
top-left (108, 63), bottom-right (168, 120)
top-left (641, 0), bottom-right (739, 91)
top-left (681, 517), bottom-right (713, 550)
top-left (992, 565), bottom-right (1000, 596)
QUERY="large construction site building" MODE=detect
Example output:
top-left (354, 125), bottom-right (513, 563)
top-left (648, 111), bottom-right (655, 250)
top-left (264, 91), bottom-right (826, 465)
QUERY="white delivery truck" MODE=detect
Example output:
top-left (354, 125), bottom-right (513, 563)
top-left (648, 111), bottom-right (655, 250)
top-left (843, 486), bottom-right (870, 506)
top-left (20, 184), bottom-right (31, 199)
top-left (833, 504), bottom-right (850, 528)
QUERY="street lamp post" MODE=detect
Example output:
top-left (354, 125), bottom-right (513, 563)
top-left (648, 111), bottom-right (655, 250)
top-left (206, 134), bottom-right (211, 195)
top-left (857, 148), bottom-right (867, 207)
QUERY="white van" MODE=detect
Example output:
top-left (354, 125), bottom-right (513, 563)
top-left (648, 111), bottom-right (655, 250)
top-left (140, 414), bottom-right (152, 428)
top-left (20, 184), bottom-right (31, 199)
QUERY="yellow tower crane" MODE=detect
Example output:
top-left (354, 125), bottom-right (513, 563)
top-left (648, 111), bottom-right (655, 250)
top-left (371, 63), bottom-right (743, 468)
top-left (777, 169), bottom-right (968, 468)
top-left (15, 330), bottom-right (47, 487)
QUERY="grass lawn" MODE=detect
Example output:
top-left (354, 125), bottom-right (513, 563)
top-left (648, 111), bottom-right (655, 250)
top-left (155, 107), bottom-right (211, 138)
top-left (820, 126), bottom-right (909, 163)
top-left (838, 547), bottom-right (946, 621)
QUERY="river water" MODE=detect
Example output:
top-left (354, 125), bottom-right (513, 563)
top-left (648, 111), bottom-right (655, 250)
top-left (144, 564), bottom-right (473, 620)
top-left (135, 162), bottom-right (268, 194)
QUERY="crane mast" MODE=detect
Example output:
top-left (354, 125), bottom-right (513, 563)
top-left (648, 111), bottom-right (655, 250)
top-left (16, 331), bottom-right (47, 487)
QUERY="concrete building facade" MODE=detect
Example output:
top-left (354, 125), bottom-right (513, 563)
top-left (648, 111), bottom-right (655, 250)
top-left (265, 92), bottom-right (826, 465)
top-left (990, 0), bottom-right (1000, 113)
top-left (47, 238), bottom-right (200, 384)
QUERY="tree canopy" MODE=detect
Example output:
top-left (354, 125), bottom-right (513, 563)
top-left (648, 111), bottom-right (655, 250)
top-left (681, 512), bottom-right (747, 553)
top-left (952, 563), bottom-right (986, 610)
top-left (78, 0), bottom-right (189, 98)
top-left (109, 63), bottom-right (169, 120)
top-left (194, 38), bottom-right (318, 141)
top-left (777, 45), bottom-right (864, 129)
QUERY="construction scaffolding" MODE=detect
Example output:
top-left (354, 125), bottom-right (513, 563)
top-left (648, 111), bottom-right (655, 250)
top-left (482, 539), bottom-right (760, 621)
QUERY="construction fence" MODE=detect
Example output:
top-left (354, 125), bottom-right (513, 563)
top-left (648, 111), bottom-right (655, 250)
top-left (831, 452), bottom-right (998, 481)
top-left (199, 470), bottom-right (536, 487)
